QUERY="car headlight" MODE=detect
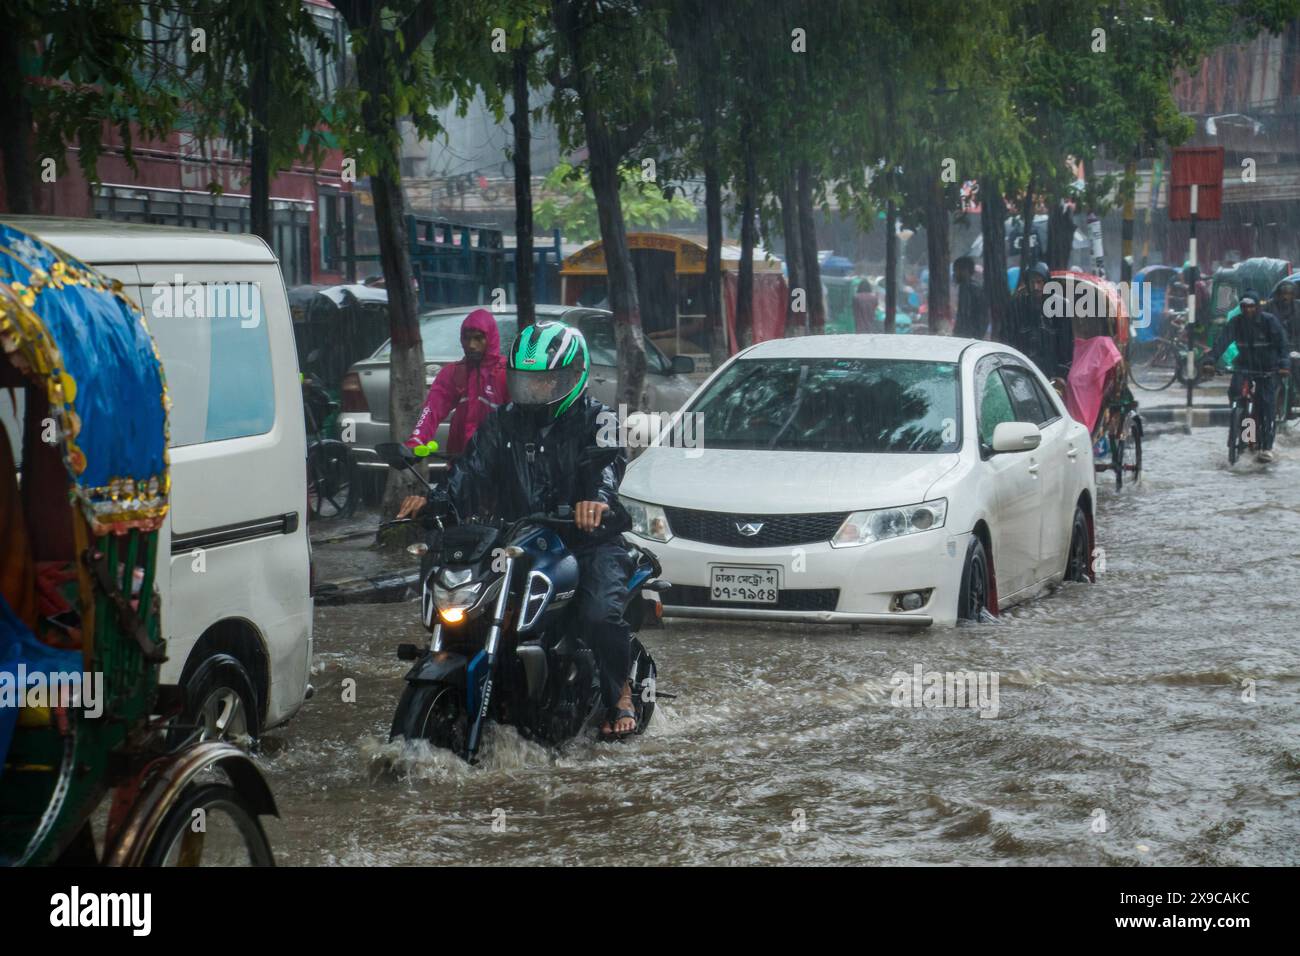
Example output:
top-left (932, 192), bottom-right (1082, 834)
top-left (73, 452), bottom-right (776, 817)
top-left (621, 496), bottom-right (672, 542)
top-left (830, 499), bottom-right (947, 548)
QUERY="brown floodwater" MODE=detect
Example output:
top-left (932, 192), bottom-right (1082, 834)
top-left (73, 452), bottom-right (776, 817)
top-left (257, 424), bottom-right (1300, 865)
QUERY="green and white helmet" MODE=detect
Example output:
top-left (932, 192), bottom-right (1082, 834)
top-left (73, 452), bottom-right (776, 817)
top-left (506, 320), bottom-right (590, 418)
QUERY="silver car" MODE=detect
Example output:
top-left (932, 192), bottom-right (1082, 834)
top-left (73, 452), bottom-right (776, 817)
top-left (343, 304), bottom-right (698, 470)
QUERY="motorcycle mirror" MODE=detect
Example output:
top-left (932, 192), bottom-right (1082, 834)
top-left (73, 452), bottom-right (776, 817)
top-left (375, 441), bottom-right (416, 468)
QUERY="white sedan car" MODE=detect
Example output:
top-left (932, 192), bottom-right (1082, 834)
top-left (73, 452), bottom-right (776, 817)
top-left (619, 334), bottom-right (1096, 627)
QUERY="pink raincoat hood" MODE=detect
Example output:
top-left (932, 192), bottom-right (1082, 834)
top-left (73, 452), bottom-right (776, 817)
top-left (463, 308), bottom-right (503, 365)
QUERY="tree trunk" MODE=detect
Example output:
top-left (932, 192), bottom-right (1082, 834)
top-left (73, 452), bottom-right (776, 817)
top-left (796, 161), bottom-right (823, 333)
top-left (587, 131), bottom-right (647, 409)
top-left (511, 42), bottom-right (535, 328)
top-left (885, 200), bottom-right (898, 334)
top-left (925, 177), bottom-right (951, 333)
top-left (1120, 158), bottom-right (1137, 284)
top-left (1019, 176), bottom-right (1035, 278)
top-left (780, 173), bottom-right (804, 335)
top-left (347, 6), bottom-right (424, 512)
top-left (980, 177), bottom-right (1010, 341)
top-left (248, 29), bottom-right (272, 245)
top-left (1046, 197), bottom-right (1073, 271)
top-left (736, 117), bottom-right (757, 350)
top-left (0, 26), bottom-right (34, 214)
top-left (703, 124), bottom-right (725, 365)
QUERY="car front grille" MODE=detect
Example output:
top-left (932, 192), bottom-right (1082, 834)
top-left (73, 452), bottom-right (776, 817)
top-left (663, 506), bottom-right (849, 548)
top-left (666, 585), bottom-right (840, 613)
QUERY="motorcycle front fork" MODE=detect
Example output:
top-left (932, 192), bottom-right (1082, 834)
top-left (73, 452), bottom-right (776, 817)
top-left (466, 551), bottom-right (519, 762)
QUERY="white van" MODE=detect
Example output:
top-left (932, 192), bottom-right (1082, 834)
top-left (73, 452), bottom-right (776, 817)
top-left (0, 216), bottom-right (312, 739)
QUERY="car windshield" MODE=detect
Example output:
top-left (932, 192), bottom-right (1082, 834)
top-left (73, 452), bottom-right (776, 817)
top-left (689, 357), bottom-right (960, 453)
top-left (372, 310), bottom-right (670, 372)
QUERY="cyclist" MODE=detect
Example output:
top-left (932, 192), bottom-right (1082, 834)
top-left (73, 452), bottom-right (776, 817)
top-left (1201, 290), bottom-right (1291, 463)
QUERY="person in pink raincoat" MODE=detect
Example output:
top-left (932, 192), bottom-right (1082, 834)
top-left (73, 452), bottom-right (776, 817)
top-left (395, 308), bottom-right (508, 519)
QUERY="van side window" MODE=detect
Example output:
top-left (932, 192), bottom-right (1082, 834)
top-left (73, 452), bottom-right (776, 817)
top-left (143, 282), bottom-right (276, 446)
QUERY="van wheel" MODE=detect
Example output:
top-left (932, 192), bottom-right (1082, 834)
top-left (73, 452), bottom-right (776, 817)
top-left (1065, 506), bottom-right (1092, 583)
top-left (957, 536), bottom-right (992, 622)
top-left (181, 653), bottom-right (260, 747)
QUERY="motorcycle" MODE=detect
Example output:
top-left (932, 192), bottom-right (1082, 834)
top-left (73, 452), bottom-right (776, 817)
top-left (374, 442), bottom-right (668, 763)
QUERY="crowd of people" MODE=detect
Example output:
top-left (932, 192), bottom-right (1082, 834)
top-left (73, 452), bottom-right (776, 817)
top-left (946, 258), bottom-right (1293, 462)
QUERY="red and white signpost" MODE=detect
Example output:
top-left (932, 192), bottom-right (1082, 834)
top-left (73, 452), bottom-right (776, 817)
top-left (1169, 147), bottom-right (1225, 409)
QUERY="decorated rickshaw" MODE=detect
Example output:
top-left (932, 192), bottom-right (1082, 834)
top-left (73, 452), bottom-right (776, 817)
top-left (1, 224), bottom-right (276, 865)
top-left (1051, 270), bottom-right (1143, 490)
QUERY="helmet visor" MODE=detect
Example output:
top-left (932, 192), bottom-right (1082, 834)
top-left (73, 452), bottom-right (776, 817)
top-left (507, 364), bottom-right (584, 407)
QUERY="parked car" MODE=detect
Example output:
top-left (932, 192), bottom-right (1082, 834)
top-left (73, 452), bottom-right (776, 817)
top-left (343, 304), bottom-right (698, 470)
top-left (0, 216), bottom-right (313, 738)
top-left (618, 334), bottom-right (1096, 627)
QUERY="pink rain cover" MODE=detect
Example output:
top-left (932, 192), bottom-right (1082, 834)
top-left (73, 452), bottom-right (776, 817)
top-left (1065, 336), bottom-right (1122, 431)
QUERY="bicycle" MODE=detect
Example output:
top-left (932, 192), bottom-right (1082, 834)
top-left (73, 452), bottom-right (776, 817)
top-left (1128, 310), bottom-right (1199, 392)
top-left (303, 375), bottom-right (356, 519)
top-left (1205, 366), bottom-right (1278, 465)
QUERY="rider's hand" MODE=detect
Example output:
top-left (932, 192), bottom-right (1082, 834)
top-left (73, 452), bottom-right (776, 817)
top-left (396, 495), bottom-right (427, 520)
top-left (574, 500), bottom-right (609, 532)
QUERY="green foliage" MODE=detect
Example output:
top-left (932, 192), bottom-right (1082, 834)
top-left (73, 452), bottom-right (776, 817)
top-left (179, 0), bottom-right (335, 189)
top-left (4, 0), bottom-right (185, 187)
top-left (534, 161), bottom-right (697, 243)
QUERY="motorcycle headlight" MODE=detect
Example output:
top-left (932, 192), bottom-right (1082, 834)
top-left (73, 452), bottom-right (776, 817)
top-left (433, 580), bottom-right (482, 618)
top-left (439, 567), bottom-right (473, 588)
top-left (831, 499), bottom-right (947, 548)
top-left (621, 496), bottom-right (672, 542)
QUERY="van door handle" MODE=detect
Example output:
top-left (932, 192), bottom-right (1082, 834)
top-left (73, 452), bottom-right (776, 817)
top-left (1027, 463), bottom-right (1040, 476)
top-left (1066, 447), bottom-right (1079, 459)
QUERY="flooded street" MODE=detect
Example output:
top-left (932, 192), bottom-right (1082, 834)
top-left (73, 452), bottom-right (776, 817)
top-left (261, 425), bottom-right (1300, 866)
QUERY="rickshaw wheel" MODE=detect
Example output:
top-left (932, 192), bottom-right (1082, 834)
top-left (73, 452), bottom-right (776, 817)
top-left (1123, 419), bottom-right (1142, 486)
top-left (142, 782), bottom-right (274, 867)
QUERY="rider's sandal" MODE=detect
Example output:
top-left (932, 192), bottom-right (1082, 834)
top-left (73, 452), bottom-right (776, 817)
top-left (599, 707), bottom-right (639, 742)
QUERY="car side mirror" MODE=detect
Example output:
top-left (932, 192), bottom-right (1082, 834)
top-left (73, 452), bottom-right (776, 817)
top-left (670, 354), bottom-right (695, 375)
top-left (990, 421), bottom-right (1042, 454)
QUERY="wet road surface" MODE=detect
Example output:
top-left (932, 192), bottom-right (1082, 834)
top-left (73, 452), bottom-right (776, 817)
top-left (259, 423), bottom-right (1300, 865)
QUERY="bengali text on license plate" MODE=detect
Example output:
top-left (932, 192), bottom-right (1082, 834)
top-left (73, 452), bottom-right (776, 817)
top-left (710, 566), bottom-right (779, 603)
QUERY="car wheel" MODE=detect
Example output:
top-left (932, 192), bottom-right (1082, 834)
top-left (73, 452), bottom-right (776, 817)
top-left (1064, 506), bottom-right (1092, 583)
top-left (180, 653), bottom-right (260, 747)
top-left (957, 536), bottom-right (992, 622)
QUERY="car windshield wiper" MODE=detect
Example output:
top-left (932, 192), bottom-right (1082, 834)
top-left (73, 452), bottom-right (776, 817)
top-left (766, 365), bottom-right (812, 450)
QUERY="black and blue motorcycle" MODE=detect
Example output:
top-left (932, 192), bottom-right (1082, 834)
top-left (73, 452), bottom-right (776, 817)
top-left (374, 442), bottom-right (666, 764)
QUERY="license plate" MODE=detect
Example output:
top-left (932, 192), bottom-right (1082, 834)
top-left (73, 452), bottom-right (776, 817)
top-left (710, 565), bottom-right (779, 604)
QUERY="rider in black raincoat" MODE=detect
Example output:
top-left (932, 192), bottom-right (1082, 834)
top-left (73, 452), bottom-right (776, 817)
top-left (429, 321), bottom-right (640, 737)
top-left (1202, 289), bottom-right (1291, 460)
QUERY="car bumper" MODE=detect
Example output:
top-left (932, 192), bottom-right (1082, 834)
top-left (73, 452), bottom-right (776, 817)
top-left (634, 528), bottom-right (972, 627)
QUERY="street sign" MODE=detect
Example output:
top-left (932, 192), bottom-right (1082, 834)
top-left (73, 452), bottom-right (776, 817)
top-left (1168, 147), bottom-right (1224, 220)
